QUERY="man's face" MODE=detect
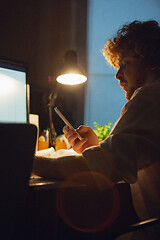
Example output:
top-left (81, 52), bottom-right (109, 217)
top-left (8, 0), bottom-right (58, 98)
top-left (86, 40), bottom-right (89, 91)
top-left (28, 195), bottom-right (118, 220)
top-left (115, 56), bottom-right (147, 100)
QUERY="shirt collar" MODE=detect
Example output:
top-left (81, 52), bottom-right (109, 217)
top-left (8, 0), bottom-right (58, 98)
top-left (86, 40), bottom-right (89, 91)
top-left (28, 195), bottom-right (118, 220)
top-left (130, 87), bottom-right (142, 100)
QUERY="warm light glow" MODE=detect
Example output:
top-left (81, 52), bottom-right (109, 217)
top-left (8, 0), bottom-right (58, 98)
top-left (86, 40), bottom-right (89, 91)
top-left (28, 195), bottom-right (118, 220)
top-left (56, 73), bottom-right (87, 85)
top-left (0, 73), bottom-right (16, 97)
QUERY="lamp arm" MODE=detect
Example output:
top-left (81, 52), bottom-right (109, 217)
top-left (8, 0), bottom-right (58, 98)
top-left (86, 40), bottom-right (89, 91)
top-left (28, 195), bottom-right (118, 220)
top-left (48, 85), bottom-right (59, 148)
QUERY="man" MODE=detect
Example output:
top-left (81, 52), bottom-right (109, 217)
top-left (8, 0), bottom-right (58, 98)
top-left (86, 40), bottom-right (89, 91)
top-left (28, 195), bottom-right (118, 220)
top-left (33, 20), bottom-right (160, 237)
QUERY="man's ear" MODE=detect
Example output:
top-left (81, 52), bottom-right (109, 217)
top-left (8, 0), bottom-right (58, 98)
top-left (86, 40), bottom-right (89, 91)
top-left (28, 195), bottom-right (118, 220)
top-left (150, 63), bottom-right (160, 71)
top-left (150, 65), bottom-right (160, 78)
top-left (151, 66), bottom-right (158, 70)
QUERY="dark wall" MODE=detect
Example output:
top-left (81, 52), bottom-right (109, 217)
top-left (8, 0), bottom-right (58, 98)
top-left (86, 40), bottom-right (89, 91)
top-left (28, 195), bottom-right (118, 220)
top-left (0, 0), bottom-right (88, 134)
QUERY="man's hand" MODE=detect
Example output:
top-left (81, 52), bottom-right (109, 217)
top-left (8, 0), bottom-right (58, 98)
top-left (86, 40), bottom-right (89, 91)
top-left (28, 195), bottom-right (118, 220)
top-left (63, 125), bottom-right (100, 154)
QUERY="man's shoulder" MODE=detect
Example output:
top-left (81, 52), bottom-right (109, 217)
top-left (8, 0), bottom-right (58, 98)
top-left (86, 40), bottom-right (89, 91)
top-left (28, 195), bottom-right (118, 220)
top-left (139, 79), bottom-right (160, 95)
top-left (133, 80), bottom-right (160, 102)
top-left (122, 80), bottom-right (160, 116)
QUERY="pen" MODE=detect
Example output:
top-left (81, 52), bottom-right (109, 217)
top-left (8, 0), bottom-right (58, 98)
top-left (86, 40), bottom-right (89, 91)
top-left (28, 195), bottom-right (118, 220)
top-left (54, 107), bottom-right (83, 140)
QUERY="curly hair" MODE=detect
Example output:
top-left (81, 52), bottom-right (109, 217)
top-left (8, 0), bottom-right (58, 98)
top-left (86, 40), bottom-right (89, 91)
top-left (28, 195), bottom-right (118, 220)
top-left (103, 20), bottom-right (160, 69)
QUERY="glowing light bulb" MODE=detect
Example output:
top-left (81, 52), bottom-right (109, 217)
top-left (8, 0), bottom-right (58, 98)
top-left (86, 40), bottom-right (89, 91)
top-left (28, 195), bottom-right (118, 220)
top-left (56, 73), bottom-right (87, 85)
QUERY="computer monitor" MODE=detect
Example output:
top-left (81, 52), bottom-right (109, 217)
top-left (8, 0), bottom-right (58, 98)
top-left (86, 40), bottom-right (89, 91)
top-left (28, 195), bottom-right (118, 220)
top-left (0, 57), bottom-right (29, 123)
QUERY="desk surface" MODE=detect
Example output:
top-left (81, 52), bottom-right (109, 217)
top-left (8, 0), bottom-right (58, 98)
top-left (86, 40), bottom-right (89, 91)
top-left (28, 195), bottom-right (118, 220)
top-left (29, 176), bottom-right (86, 190)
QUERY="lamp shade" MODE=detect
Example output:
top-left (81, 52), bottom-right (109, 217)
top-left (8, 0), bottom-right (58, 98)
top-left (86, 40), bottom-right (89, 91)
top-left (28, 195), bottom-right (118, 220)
top-left (56, 50), bottom-right (87, 85)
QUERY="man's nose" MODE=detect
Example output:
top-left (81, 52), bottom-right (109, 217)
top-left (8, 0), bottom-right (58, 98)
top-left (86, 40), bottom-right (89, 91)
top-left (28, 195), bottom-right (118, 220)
top-left (115, 68), bottom-right (123, 80)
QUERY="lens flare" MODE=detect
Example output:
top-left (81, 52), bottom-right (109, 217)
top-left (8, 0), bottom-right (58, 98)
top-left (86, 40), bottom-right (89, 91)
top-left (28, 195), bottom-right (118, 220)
top-left (56, 171), bottom-right (120, 233)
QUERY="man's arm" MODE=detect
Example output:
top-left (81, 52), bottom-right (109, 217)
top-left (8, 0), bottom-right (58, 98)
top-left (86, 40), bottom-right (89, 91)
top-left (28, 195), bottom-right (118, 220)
top-left (32, 143), bottom-right (119, 184)
top-left (32, 154), bottom-right (89, 180)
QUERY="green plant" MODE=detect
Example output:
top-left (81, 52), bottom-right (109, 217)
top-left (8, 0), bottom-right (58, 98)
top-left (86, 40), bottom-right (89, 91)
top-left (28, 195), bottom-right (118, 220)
top-left (93, 122), bottom-right (112, 141)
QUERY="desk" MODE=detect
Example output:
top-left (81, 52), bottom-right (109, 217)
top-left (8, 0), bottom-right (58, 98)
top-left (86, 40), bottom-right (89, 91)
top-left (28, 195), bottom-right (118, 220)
top-left (29, 176), bottom-right (86, 190)
top-left (23, 177), bottom-right (69, 240)
top-left (22, 177), bottom-right (138, 240)
top-left (23, 177), bottom-right (95, 240)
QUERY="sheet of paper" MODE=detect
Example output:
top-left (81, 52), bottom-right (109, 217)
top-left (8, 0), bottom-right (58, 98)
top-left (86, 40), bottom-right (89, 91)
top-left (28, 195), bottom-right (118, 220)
top-left (36, 147), bottom-right (55, 157)
top-left (35, 147), bottom-right (78, 158)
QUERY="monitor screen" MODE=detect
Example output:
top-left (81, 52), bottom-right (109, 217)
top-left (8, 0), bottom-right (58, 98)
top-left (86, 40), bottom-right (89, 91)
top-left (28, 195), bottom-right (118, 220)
top-left (0, 57), bottom-right (29, 123)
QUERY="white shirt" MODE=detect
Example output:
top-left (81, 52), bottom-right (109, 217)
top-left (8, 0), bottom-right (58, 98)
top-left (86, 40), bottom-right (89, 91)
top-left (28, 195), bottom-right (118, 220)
top-left (83, 80), bottom-right (160, 219)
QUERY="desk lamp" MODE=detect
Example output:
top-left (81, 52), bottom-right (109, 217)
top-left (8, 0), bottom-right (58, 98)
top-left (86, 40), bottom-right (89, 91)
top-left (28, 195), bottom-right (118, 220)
top-left (48, 50), bottom-right (87, 147)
